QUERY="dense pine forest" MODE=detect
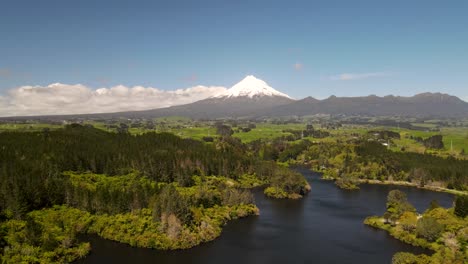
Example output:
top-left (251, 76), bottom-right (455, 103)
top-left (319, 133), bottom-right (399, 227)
top-left (0, 124), bottom-right (309, 262)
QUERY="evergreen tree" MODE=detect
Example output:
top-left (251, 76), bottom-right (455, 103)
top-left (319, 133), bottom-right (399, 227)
top-left (386, 190), bottom-right (415, 223)
top-left (454, 195), bottom-right (468, 218)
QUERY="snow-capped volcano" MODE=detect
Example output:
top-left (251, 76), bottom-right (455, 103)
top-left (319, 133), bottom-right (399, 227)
top-left (215, 75), bottom-right (291, 99)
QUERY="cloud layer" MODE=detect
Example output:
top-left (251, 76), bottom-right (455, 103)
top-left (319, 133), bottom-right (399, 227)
top-left (330, 72), bottom-right (389, 81)
top-left (0, 83), bottom-right (227, 117)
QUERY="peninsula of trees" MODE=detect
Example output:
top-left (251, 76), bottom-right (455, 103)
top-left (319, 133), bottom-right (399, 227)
top-left (365, 190), bottom-right (467, 263)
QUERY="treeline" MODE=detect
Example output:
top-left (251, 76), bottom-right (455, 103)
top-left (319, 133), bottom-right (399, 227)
top-left (355, 142), bottom-right (468, 189)
top-left (301, 141), bottom-right (467, 191)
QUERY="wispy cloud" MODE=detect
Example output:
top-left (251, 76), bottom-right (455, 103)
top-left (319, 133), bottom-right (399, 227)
top-left (330, 72), bottom-right (390, 81)
top-left (0, 83), bottom-right (227, 117)
top-left (293, 63), bottom-right (303, 71)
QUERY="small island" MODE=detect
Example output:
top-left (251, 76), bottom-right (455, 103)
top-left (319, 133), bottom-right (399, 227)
top-left (263, 167), bottom-right (311, 199)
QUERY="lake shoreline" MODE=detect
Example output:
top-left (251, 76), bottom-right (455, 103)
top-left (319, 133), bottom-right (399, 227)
top-left (357, 179), bottom-right (467, 196)
top-left (319, 174), bottom-right (466, 196)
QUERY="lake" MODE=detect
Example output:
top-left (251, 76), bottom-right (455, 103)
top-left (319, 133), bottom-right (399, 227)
top-left (78, 168), bottom-right (454, 264)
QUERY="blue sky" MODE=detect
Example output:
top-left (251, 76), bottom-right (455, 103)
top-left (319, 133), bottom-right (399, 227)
top-left (1, 0), bottom-right (467, 102)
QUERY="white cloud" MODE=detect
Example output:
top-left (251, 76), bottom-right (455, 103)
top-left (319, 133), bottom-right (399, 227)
top-left (330, 72), bottom-right (390, 81)
top-left (0, 83), bottom-right (227, 117)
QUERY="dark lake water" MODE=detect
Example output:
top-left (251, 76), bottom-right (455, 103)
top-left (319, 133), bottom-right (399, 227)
top-left (78, 168), bottom-right (454, 264)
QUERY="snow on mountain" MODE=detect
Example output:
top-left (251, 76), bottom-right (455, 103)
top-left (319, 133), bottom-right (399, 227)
top-left (214, 75), bottom-right (291, 99)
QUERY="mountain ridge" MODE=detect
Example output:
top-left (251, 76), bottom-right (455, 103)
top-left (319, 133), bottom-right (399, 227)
top-left (0, 75), bottom-right (466, 119)
top-left (256, 92), bottom-right (468, 118)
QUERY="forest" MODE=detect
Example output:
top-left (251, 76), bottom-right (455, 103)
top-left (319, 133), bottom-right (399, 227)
top-left (0, 124), bottom-right (309, 262)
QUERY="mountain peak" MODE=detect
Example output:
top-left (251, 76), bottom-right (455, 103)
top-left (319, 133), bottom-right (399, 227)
top-left (215, 75), bottom-right (291, 99)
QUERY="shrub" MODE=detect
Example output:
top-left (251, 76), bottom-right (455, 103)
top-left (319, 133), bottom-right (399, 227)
top-left (416, 217), bottom-right (444, 242)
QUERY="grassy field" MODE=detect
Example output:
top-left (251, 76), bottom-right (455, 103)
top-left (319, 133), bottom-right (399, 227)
top-left (233, 123), bottom-right (305, 143)
top-left (163, 126), bottom-right (217, 140)
top-left (384, 127), bottom-right (468, 157)
top-left (440, 127), bottom-right (468, 153)
top-left (410, 122), bottom-right (439, 128)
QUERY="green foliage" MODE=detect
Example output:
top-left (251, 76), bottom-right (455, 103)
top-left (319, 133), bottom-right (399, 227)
top-left (237, 174), bottom-right (267, 188)
top-left (424, 208), bottom-right (465, 232)
top-left (355, 142), bottom-right (468, 190)
top-left (266, 167), bottom-right (310, 199)
top-left (89, 204), bottom-right (258, 250)
top-left (415, 217), bottom-right (444, 242)
top-left (364, 216), bottom-right (388, 229)
top-left (222, 189), bottom-right (254, 206)
top-left (398, 212), bottom-right (418, 232)
top-left (0, 172), bottom-right (261, 260)
top-left (366, 190), bottom-right (468, 263)
top-left (391, 252), bottom-right (431, 264)
top-left (305, 140), bottom-right (468, 191)
top-left (153, 185), bottom-right (192, 225)
top-left (0, 125), bottom-right (265, 217)
top-left (1, 123), bottom-right (290, 261)
top-left (1, 206), bottom-right (92, 263)
top-left (408, 168), bottom-right (429, 187)
top-left (65, 171), bottom-right (158, 214)
top-left (216, 124), bottom-right (233, 137)
top-left (0, 122), bottom-right (318, 262)
top-left (335, 176), bottom-right (360, 190)
top-left (264, 187), bottom-right (289, 199)
top-left (278, 140), bottom-right (312, 162)
top-left (386, 190), bottom-right (416, 223)
top-left (423, 135), bottom-right (444, 149)
top-left (454, 195), bottom-right (468, 218)
top-left (427, 199), bottom-right (441, 212)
